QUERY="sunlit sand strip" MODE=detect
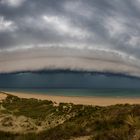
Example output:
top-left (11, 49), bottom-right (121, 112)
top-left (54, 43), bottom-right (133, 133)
top-left (2, 91), bottom-right (140, 106)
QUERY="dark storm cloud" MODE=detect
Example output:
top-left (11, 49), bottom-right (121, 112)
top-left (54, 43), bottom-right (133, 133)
top-left (0, 0), bottom-right (140, 76)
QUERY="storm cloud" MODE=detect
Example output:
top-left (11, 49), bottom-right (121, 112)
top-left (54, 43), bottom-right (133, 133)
top-left (0, 0), bottom-right (140, 76)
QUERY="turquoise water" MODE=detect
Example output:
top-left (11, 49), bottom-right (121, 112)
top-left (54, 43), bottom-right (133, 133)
top-left (1, 88), bottom-right (140, 98)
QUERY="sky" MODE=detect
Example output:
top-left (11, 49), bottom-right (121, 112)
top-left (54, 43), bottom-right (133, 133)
top-left (0, 0), bottom-right (140, 77)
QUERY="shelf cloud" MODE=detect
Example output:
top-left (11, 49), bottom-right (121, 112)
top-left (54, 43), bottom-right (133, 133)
top-left (0, 0), bottom-right (140, 76)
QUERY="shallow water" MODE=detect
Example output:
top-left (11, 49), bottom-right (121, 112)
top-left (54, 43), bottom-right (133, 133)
top-left (1, 88), bottom-right (140, 98)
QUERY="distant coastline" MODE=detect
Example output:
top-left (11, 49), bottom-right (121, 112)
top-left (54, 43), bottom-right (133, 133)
top-left (1, 88), bottom-right (140, 98)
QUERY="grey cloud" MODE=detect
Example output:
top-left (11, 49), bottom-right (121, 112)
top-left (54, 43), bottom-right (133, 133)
top-left (0, 46), bottom-right (140, 76)
top-left (0, 0), bottom-right (26, 7)
top-left (0, 0), bottom-right (140, 76)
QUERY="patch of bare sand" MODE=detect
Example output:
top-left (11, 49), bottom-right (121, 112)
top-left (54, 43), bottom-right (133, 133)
top-left (0, 92), bottom-right (7, 102)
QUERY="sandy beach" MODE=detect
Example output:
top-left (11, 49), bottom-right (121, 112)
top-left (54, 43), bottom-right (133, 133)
top-left (1, 91), bottom-right (140, 106)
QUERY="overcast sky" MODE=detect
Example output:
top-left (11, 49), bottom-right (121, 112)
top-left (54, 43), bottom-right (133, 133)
top-left (0, 0), bottom-right (140, 76)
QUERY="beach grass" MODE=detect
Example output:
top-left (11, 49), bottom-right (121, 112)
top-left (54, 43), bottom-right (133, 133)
top-left (0, 93), bottom-right (140, 140)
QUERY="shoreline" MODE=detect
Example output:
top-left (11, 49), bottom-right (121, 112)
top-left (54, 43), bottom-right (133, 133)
top-left (2, 91), bottom-right (140, 106)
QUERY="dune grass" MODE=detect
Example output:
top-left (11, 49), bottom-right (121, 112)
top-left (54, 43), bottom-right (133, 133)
top-left (0, 94), bottom-right (140, 140)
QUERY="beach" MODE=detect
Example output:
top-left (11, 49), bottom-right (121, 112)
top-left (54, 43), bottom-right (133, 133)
top-left (1, 91), bottom-right (140, 139)
top-left (2, 91), bottom-right (140, 106)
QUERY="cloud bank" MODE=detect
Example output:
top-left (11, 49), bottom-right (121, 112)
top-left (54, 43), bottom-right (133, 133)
top-left (0, 0), bottom-right (140, 76)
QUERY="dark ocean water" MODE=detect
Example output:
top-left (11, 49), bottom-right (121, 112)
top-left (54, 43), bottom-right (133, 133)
top-left (1, 88), bottom-right (140, 98)
top-left (0, 72), bottom-right (140, 89)
top-left (1, 71), bottom-right (140, 97)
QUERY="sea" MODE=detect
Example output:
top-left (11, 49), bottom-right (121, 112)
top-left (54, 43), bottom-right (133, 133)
top-left (1, 88), bottom-right (140, 98)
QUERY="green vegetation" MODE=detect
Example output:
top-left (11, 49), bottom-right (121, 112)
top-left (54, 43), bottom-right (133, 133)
top-left (0, 94), bottom-right (140, 140)
top-left (2, 95), bottom-right (54, 119)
